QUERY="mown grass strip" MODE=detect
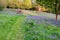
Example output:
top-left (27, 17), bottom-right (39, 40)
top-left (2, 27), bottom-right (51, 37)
top-left (0, 15), bottom-right (20, 40)
top-left (6, 16), bottom-right (26, 40)
top-left (0, 14), bottom-right (16, 26)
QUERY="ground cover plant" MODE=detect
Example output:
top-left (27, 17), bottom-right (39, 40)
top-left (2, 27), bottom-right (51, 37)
top-left (24, 15), bottom-right (60, 40)
top-left (0, 14), bottom-right (60, 40)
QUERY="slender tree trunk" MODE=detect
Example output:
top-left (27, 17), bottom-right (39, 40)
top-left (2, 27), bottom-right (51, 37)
top-left (56, 13), bottom-right (58, 21)
top-left (55, 0), bottom-right (58, 21)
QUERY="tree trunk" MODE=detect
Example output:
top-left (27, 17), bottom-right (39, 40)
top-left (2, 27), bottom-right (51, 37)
top-left (55, 12), bottom-right (58, 21)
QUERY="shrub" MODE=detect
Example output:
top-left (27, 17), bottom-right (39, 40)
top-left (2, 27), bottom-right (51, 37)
top-left (29, 7), bottom-right (36, 10)
top-left (0, 5), bottom-right (4, 11)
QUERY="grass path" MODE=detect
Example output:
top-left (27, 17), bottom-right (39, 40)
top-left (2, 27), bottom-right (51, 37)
top-left (0, 14), bottom-right (26, 40)
top-left (6, 15), bottom-right (25, 40)
top-left (0, 15), bottom-right (19, 40)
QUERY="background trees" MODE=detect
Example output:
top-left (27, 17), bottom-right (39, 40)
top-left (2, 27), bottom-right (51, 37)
top-left (0, 0), bottom-right (7, 8)
top-left (0, 0), bottom-right (60, 13)
top-left (0, 0), bottom-right (33, 9)
top-left (36, 0), bottom-right (60, 14)
top-left (0, 0), bottom-right (7, 10)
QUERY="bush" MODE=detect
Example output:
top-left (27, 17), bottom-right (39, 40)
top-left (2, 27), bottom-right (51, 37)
top-left (0, 5), bottom-right (4, 11)
top-left (29, 7), bottom-right (36, 10)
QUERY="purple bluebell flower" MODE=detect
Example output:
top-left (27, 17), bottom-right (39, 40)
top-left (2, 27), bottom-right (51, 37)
top-left (48, 35), bottom-right (57, 39)
top-left (25, 15), bottom-right (60, 27)
top-left (26, 15), bottom-right (46, 19)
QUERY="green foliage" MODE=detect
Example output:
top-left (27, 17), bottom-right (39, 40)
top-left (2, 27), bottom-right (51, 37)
top-left (5, 0), bottom-right (33, 9)
top-left (36, 0), bottom-right (60, 13)
top-left (0, 14), bottom-right (60, 40)
top-left (24, 18), bottom-right (60, 40)
top-left (0, 5), bottom-right (4, 11)
top-left (0, 14), bottom-right (26, 40)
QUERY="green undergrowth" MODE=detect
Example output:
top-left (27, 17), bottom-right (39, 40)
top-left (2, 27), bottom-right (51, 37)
top-left (0, 14), bottom-right (60, 40)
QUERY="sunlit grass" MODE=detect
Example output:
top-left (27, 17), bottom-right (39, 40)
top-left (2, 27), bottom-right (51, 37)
top-left (0, 14), bottom-right (26, 40)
